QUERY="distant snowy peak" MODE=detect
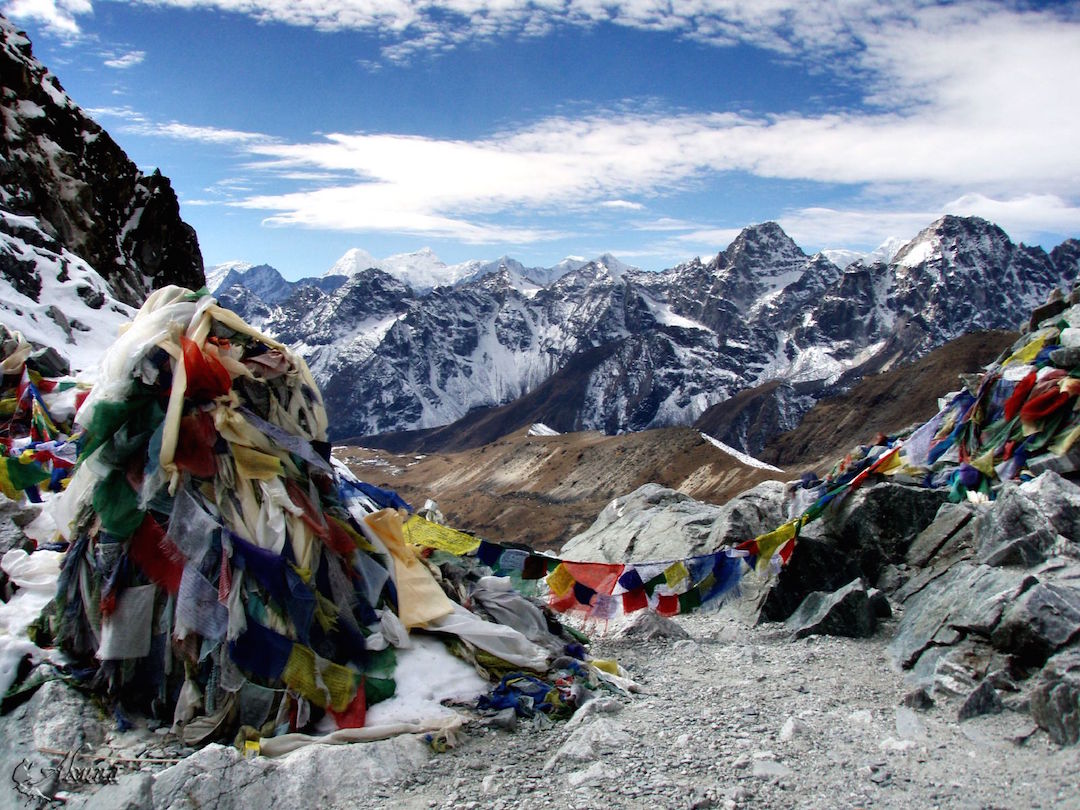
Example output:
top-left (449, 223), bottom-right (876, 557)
top-left (719, 222), bottom-right (807, 278)
top-left (823, 236), bottom-right (910, 270)
top-left (205, 261), bottom-right (253, 292)
top-left (325, 248), bottom-right (378, 279)
top-left (866, 236), bottom-right (909, 266)
top-left (325, 247), bottom-right (469, 291)
top-left (593, 253), bottom-right (636, 279)
top-left (319, 248), bottom-right (631, 293)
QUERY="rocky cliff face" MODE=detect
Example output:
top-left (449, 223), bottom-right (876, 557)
top-left (0, 16), bottom-right (203, 308)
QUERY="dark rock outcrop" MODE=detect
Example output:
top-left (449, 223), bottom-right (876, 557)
top-left (0, 16), bottom-right (203, 306)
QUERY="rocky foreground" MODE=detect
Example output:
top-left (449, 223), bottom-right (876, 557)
top-left (4, 606), bottom-right (1077, 810)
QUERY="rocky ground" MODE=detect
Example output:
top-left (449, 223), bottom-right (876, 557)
top-left (7, 603), bottom-right (1076, 810)
top-left (373, 608), bottom-right (1079, 810)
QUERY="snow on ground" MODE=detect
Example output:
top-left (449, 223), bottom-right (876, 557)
top-left (528, 423), bottom-right (560, 437)
top-left (0, 210), bottom-right (135, 377)
top-left (701, 432), bottom-right (784, 472)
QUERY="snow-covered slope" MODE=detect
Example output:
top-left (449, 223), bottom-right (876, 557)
top-left (0, 209), bottom-right (135, 375)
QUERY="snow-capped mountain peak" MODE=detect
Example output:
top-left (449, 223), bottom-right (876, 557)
top-left (205, 260), bottom-right (253, 292)
top-left (325, 248), bottom-right (378, 278)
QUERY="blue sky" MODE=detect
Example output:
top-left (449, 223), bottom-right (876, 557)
top-left (5, 0), bottom-right (1080, 279)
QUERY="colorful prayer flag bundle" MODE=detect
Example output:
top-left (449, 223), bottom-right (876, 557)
top-left (0, 327), bottom-right (85, 502)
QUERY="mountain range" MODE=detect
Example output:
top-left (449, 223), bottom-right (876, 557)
top-left (212, 217), bottom-right (1079, 451)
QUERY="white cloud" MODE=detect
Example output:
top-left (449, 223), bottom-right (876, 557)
top-left (2, 0), bottom-right (90, 35)
top-left (600, 199), bottom-right (644, 211)
top-left (129, 120), bottom-right (276, 144)
top-left (775, 206), bottom-right (937, 251)
top-left (944, 194), bottom-right (1080, 244)
top-left (103, 49), bottom-right (145, 68)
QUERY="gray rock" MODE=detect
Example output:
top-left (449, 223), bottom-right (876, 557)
top-left (821, 482), bottom-right (948, 580)
top-left (958, 681), bottom-right (1004, 721)
top-left (1027, 447), bottom-right (1080, 477)
top-left (559, 483), bottom-right (728, 562)
top-left (785, 579), bottom-right (876, 639)
top-left (778, 716), bottom-right (808, 742)
top-left (544, 718), bottom-right (630, 770)
top-left (705, 479), bottom-right (789, 548)
top-left (867, 588), bottom-right (892, 620)
top-left (976, 473), bottom-right (1080, 567)
top-left (82, 773), bottom-right (154, 810)
top-left (894, 706), bottom-right (926, 740)
top-left (751, 759), bottom-right (792, 779)
top-left (991, 582), bottom-right (1080, 665)
top-left (0, 499), bottom-right (40, 556)
top-left (1030, 648), bottom-right (1080, 746)
top-left (614, 610), bottom-right (690, 641)
top-left (0, 681), bottom-right (107, 810)
top-left (151, 736), bottom-right (429, 810)
top-left (888, 563), bottom-right (1035, 669)
top-left (901, 687), bottom-right (935, 711)
top-left (757, 536), bottom-right (863, 623)
top-left (875, 564), bottom-right (907, 595)
top-left (564, 697), bottom-right (623, 730)
top-left (906, 502), bottom-right (975, 568)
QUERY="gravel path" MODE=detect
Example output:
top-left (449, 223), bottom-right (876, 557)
top-left (368, 609), bottom-right (1080, 810)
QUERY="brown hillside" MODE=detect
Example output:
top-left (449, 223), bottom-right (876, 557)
top-left (337, 426), bottom-right (786, 551)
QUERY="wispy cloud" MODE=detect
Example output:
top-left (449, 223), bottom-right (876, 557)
top-left (600, 200), bottom-right (645, 211)
top-left (89, 107), bottom-right (276, 144)
top-left (103, 49), bottom-right (144, 68)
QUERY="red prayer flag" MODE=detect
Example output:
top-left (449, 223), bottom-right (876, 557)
top-left (656, 593), bottom-right (679, 617)
top-left (621, 588), bottom-right (648, 614)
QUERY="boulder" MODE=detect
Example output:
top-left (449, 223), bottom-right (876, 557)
top-left (757, 536), bottom-right (863, 622)
top-left (1030, 648), bottom-right (1080, 745)
top-left (151, 736), bottom-right (429, 810)
top-left (613, 609), bottom-right (690, 641)
top-left (818, 482), bottom-right (948, 581)
top-left (559, 483), bottom-right (727, 562)
top-left (543, 717), bottom-right (630, 771)
top-left (705, 479), bottom-right (789, 548)
top-left (785, 578), bottom-right (876, 639)
top-left (990, 582), bottom-right (1080, 666)
top-left (888, 563), bottom-right (1035, 669)
top-left (559, 479), bottom-right (787, 564)
top-left (957, 681), bottom-right (1004, 721)
top-left (0, 680), bottom-right (106, 810)
top-left (976, 472), bottom-right (1080, 567)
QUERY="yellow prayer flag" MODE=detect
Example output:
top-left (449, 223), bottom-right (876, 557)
top-left (664, 560), bottom-right (689, 589)
top-left (970, 449), bottom-right (997, 477)
top-left (546, 563), bottom-right (575, 597)
top-left (282, 644), bottom-right (323, 706)
top-left (590, 658), bottom-right (620, 675)
top-left (753, 521), bottom-right (798, 571)
top-left (1050, 422), bottom-right (1080, 456)
top-left (402, 515), bottom-right (481, 555)
top-left (320, 660), bottom-right (359, 713)
top-left (1004, 335), bottom-right (1047, 367)
top-left (231, 443), bottom-right (284, 481)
